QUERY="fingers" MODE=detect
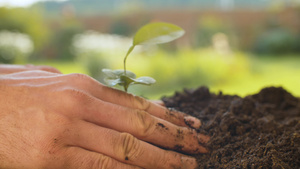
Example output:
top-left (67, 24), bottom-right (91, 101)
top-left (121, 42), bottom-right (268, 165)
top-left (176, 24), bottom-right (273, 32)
top-left (67, 121), bottom-right (198, 169)
top-left (8, 72), bottom-right (208, 155)
top-left (62, 74), bottom-right (202, 129)
top-left (64, 91), bottom-right (208, 154)
top-left (98, 86), bottom-right (202, 129)
top-left (62, 147), bottom-right (142, 169)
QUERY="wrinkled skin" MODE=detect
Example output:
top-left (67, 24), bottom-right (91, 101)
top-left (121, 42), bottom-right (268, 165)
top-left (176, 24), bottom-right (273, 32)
top-left (0, 64), bottom-right (209, 169)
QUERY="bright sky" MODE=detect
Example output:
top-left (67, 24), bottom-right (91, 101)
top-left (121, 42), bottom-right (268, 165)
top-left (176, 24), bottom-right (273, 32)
top-left (0, 0), bottom-right (67, 7)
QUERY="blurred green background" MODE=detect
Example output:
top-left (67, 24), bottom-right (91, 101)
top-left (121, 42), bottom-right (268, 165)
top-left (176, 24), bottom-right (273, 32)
top-left (0, 0), bottom-right (300, 99)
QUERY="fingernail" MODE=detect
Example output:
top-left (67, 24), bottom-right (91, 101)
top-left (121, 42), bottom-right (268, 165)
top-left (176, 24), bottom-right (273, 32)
top-left (181, 156), bottom-right (198, 169)
top-left (184, 116), bottom-right (202, 129)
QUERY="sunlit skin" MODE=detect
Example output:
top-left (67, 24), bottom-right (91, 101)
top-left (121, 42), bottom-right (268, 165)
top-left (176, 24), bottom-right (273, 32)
top-left (0, 64), bottom-right (209, 169)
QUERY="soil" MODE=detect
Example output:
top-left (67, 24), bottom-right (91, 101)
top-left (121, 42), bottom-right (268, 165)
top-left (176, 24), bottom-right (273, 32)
top-left (162, 86), bottom-right (300, 169)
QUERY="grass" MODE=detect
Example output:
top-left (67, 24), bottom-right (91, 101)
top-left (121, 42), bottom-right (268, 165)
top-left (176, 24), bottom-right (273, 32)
top-left (32, 61), bottom-right (89, 74)
top-left (209, 54), bottom-right (300, 97)
top-left (29, 49), bottom-right (300, 99)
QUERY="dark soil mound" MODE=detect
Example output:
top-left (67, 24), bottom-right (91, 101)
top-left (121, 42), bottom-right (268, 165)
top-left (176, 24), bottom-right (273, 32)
top-left (162, 86), bottom-right (300, 169)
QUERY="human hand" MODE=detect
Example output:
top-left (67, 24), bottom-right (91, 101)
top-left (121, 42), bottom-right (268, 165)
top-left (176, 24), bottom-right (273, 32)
top-left (0, 64), bottom-right (209, 169)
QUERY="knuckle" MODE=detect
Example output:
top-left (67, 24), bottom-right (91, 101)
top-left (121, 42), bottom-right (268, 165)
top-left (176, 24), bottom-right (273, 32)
top-left (133, 110), bottom-right (156, 138)
top-left (160, 152), bottom-right (182, 169)
top-left (131, 95), bottom-right (151, 111)
top-left (116, 133), bottom-right (142, 162)
top-left (68, 73), bottom-right (90, 81)
top-left (92, 155), bottom-right (116, 169)
top-left (65, 73), bottom-right (103, 91)
top-left (67, 73), bottom-right (91, 86)
top-left (72, 153), bottom-right (115, 169)
top-left (64, 87), bottom-right (84, 97)
top-left (55, 88), bottom-right (94, 111)
top-left (63, 88), bottom-right (90, 102)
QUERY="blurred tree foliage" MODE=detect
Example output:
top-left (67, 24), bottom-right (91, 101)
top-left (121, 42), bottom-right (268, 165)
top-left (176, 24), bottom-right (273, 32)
top-left (252, 17), bottom-right (300, 55)
top-left (110, 19), bottom-right (134, 36)
top-left (36, 22), bottom-right (83, 61)
top-left (194, 16), bottom-right (237, 49)
top-left (54, 24), bottom-right (83, 61)
top-left (0, 7), bottom-right (49, 50)
top-left (30, 6), bottom-right (84, 61)
top-left (0, 6), bottom-right (84, 62)
top-left (0, 31), bottom-right (33, 63)
top-left (253, 28), bottom-right (295, 55)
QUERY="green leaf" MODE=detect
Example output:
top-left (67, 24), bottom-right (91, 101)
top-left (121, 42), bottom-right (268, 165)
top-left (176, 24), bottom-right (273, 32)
top-left (102, 68), bottom-right (156, 92)
top-left (104, 78), bottom-right (122, 86)
top-left (102, 69), bottom-right (136, 79)
top-left (102, 69), bottom-right (118, 79)
top-left (133, 76), bottom-right (156, 85)
top-left (120, 75), bottom-right (134, 92)
top-left (120, 75), bottom-right (156, 92)
top-left (118, 76), bottom-right (156, 86)
top-left (102, 22), bottom-right (183, 92)
top-left (133, 22), bottom-right (185, 46)
top-left (102, 69), bottom-right (136, 89)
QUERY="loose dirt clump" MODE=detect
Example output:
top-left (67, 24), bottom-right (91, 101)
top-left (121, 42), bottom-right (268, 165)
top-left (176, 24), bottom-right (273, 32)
top-left (162, 86), bottom-right (300, 169)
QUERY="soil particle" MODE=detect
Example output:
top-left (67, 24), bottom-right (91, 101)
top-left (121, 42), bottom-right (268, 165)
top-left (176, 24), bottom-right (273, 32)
top-left (156, 122), bottom-right (165, 128)
top-left (174, 144), bottom-right (184, 151)
top-left (156, 122), bottom-right (169, 130)
top-left (162, 86), bottom-right (300, 169)
top-left (176, 129), bottom-right (184, 140)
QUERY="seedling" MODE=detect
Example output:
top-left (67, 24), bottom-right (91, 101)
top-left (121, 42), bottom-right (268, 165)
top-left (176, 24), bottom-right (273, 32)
top-left (102, 22), bottom-right (185, 92)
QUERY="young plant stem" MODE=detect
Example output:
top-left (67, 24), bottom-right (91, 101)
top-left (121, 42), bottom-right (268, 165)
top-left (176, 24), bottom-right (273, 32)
top-left (122, 45), bottom-right (135, 92)
top-left (123, 45), bottom-right (135, 76)
top-left (124, 84), bottom-right (128, 92)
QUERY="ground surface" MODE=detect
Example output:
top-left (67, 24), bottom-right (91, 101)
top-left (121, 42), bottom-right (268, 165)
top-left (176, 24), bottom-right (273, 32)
top-left (162, 86), bottom-right (300, 169)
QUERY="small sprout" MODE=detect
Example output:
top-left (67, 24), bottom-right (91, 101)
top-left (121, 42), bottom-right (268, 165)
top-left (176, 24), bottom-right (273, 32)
top-left (102, 69), bottom-right (155, 92)
top-left (102, 22), bottom-right (185, 92)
